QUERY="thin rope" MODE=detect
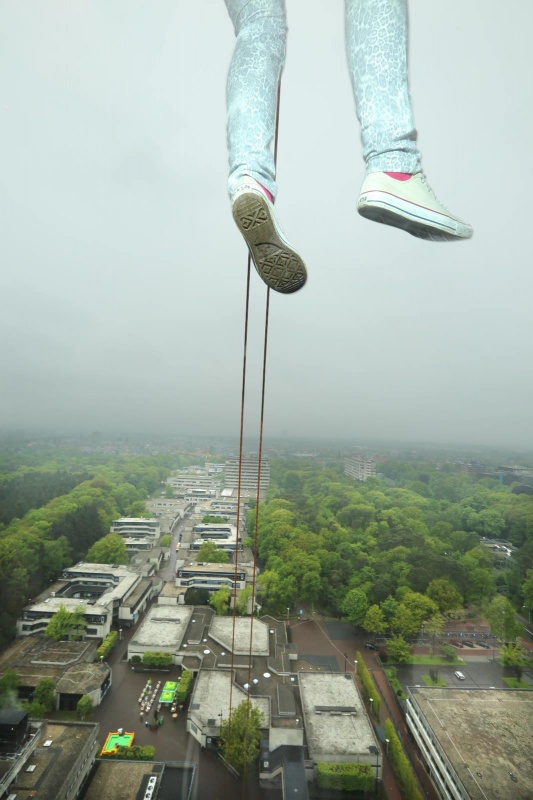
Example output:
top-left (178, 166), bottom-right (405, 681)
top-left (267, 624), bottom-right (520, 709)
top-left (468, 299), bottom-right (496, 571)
top-left (227, 252), bottom-right (252, 743)
top-left (240, 81), bottom-right (281, 799)
top-left (223, 82), bottom-right (282, 796)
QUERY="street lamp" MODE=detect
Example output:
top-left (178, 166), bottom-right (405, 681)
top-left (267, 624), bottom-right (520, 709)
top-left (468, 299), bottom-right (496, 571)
top-left (119, 628), bottom-right (123, 641)
top-left (287, 607), bottom-right (290, 621)
top-left (385, 738), bottom-right (390, 756)
top-left (344, 652), bottom-right (348, 672)
top-left (354, 659), bottom-right (358, 675)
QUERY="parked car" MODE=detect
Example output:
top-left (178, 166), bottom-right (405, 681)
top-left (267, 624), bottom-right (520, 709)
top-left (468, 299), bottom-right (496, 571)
top-left (478, 641), bottom-right (490, 649)
top-left (365, 642), bottom-right (379, 651)
top-left (462, 640), bottom-right (475, 647)
top-left (454, 671), bottom-right (466, 681)
top-left (450, 640), bottom-right (464, 648)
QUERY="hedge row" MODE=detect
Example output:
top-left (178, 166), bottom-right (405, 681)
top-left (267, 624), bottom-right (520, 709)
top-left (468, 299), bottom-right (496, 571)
top-left (176, 669), bottom-right (193, 703)
top-left (101, 745), bottom-right (155, 761)
top-left (142, 652), bottom-right (173, 667)
top-left (355, 651), bottom-right (381, 717)
top-left (317, 762), bottom-right (374, 792)
top-left (384, 719), bottom-right (423, 800)
top-left (96, 631), bottom-right (118, 660)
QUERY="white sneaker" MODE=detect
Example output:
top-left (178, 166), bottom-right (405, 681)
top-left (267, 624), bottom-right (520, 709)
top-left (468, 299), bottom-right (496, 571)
top-left (231, 177), bottom-right (307, 294)
top-left (357, 172), bottom-right (473, 241)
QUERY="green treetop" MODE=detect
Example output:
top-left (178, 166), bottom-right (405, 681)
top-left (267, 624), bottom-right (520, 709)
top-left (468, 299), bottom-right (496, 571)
top-left (86, 533), bottom-right (128, 565)
top-left (219, 700), bottom-right (264, 774)
top-left (197, 540), bottom-right (229, 564)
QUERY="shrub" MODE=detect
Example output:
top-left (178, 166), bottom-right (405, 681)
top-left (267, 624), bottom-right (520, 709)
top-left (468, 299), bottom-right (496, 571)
top-left (104, 745), bottom-right (156, 761)
top-left (176, 669), bottom-right (193, 703)
top-left (356, 651), bottom-right (381, 717)
top-left (317, 762), bottom-right (374, 792)
top-left (385, 719), bottom-right (423, 800)
top-left (96, 631), bottom-right (118, 660)
top-left (27, 701), bottom-right (46, 719)
top-left (130, 655), bottom-right (141, 664)
top-left (77, 695), bottom-right (93, 720)
top-left (142, 652), bottom-right (172, 668)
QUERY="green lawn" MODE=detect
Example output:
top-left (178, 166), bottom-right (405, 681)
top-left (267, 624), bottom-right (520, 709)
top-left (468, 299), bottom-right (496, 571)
top-left (421, 674), bottom-right (447, 687)
top-left (503, 677), bottom-right (530, 689)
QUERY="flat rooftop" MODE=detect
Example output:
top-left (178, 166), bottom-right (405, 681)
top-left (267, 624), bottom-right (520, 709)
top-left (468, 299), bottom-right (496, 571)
top-left (29, 596), bottom-right (108, 615)
top-left (209, 617), bottom-right (269, 656)
top-left (65, 562), bottom-right (133, 577)
top-left (189, 670), bottom-right (270, 731)
top-left (408, 687), bottom-right (533, 800)
top-left (299, 673), bottom-right (376, 758)
top-left (0, 635), bottom-right (102, 688)
top-left (180, 561), bottom-right (242, 574)
top-left (129, 605), bottom-right (193, 650)
top-left (82, 760), bottom-right (162, 800)
top-left (4, 721), bottom-right (98, 800)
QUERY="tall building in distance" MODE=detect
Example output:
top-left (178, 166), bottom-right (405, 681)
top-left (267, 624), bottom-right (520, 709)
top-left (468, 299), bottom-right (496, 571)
top-left (344, 455), bottom-right (376, 482)
top-left (224, 456), bottom-right (270, 499)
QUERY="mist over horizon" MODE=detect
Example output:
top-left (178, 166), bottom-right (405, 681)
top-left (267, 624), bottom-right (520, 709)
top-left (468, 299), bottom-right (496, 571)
top-left (2, 1), bottom-right (532, 452)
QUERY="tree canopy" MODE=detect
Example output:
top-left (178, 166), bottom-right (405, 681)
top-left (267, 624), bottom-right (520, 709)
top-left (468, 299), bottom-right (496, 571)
top-left (219, 700), bottom-right (264, 774)
top-left (86, 534), bottom-right (128, 565)
top-left (197, 540), bottom-right (229, 564)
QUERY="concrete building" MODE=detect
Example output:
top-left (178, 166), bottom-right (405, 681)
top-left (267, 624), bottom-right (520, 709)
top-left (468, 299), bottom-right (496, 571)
top-left (205, 461), bottom-right (225, 475)
top-left (175, 562), bottom-right (255, 607)
top-left (81, 760), bottom-right (195, 800)
top-left (0, 634), bottom-right (111, 711)
top-left (187, 670), bottom-right (270, 749)
top-left (128, 605), bottom-right (194, 664)
top-left (344, 456), bottom-right (377, 482)
top-left (299, 673), bottom-right (381, 780)
top-left (17, 563), bottom-right (153, 638)
top-left (110, 516), bottom-right (161, 544)
top-left (168, 475), bottom-right (219, 501)
top-left (192, 522), bottom-right (236, 538)
top-left (0, 716), bottom-right (99, 800)
top-left (406, 686), bottom-right (533, 800)
top-left (224, 456), bottom-right (270, 498)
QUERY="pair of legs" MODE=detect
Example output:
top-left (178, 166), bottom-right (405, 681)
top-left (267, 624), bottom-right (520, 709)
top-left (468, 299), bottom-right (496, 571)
top-left (225, 0), bottom-right (472, 293)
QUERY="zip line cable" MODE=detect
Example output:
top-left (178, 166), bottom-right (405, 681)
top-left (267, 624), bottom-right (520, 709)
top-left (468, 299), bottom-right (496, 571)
top-left (224, 82), bottom-right (282, 796)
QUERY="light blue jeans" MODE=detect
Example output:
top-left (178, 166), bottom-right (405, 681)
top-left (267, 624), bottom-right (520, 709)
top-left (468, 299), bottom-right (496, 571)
top-left (224, 0), bottom-right (421, 199)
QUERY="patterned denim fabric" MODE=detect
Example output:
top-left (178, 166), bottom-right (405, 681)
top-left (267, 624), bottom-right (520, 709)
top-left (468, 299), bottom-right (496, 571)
top-left (224, 0), bottom-right (422, 198)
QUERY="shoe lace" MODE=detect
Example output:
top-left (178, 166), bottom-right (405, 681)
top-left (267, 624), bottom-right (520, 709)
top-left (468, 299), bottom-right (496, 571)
top-left (420, 174), bottom-right (451, 214)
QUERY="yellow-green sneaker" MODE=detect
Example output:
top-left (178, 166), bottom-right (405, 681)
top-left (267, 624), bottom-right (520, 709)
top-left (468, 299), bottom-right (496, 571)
top-left (357, 172), bottom-right (473, 241)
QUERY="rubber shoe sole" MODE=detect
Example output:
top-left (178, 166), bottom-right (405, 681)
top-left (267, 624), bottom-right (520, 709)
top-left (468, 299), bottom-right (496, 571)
top-left (357, 181), bottom-right (473, 242)
top-left (232, 192), bottom-right (307, 294)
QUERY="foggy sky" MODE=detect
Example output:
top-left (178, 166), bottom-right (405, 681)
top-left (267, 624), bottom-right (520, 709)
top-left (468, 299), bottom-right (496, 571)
top-left (1, 1), bottom-right (532, 447)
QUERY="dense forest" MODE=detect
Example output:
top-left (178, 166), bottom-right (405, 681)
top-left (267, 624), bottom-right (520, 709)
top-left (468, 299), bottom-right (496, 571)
top-left (2, 441), bottom-right (533, 654)
top-left (252, 460), bottom-right (533, 639)
top-left (0, 449), bottom-right (196, 647)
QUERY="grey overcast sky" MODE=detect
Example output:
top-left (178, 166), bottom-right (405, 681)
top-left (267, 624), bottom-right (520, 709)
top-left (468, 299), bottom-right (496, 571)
top-left (1, 1), bottom-right (532, 447)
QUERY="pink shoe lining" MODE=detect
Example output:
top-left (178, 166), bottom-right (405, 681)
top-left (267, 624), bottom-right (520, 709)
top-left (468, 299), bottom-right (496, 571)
top-left (257, 181), bottom-right (273, 202)
top-left (385, 172), bottom-right (412, 182)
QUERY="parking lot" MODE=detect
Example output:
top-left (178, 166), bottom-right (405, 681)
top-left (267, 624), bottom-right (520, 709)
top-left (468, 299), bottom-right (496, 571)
top-left (395, 658), bottom-right (533, 691)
